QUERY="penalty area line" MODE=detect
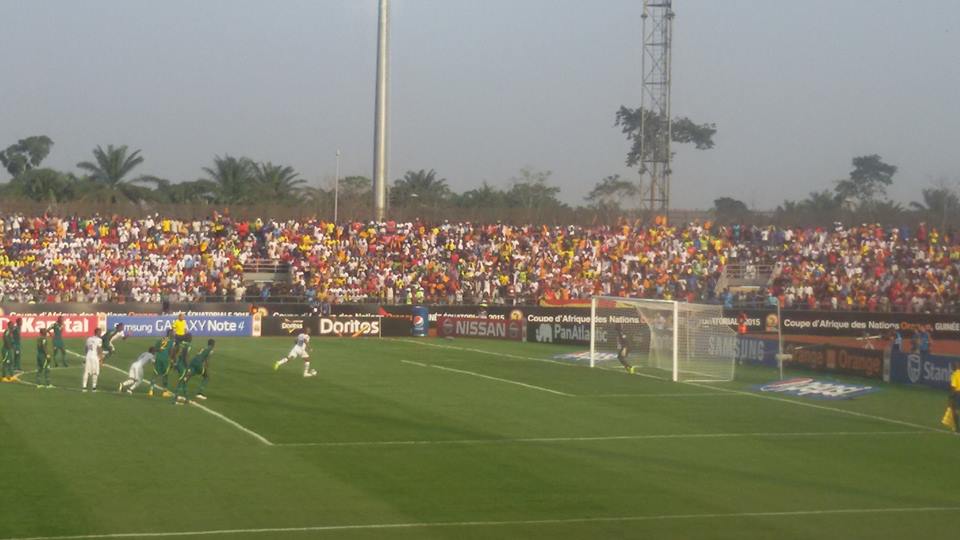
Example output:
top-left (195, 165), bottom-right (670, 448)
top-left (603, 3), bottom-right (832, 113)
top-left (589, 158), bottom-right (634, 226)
top-left (5, 505), bottom-right (960, 539)
top-left (66, 350), bottom-right (274, 447)
top-left (400, 359), bottom-right (573, 396)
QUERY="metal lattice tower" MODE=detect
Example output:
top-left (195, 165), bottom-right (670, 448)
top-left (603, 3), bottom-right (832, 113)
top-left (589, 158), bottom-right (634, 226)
top-left (639, 0), bottom-right (674, 215)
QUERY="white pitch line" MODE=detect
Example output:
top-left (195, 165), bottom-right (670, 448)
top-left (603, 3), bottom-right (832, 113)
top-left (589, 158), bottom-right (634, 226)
top-left (6, 505), bottom-right (960, 540)
top-left (401, 340), bottom-right (952, 434)
top-left (66, 350), bottom-right (274, 446)
top-left (582, 392), bottom-right (738, 398)
top-left (275, 430), bottom-right (931, 448)
top-left (401, 358), bottom-right (572, 396)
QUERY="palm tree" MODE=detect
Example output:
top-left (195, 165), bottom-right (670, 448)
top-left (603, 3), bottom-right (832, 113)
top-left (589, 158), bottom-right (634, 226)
top-left (202, 155), bottom-right (256, 204)
top-left (137, 177), bottom-right (218, 204)
top-left (391, 169), bottom-right (451, 209)
top-left (910, 186), bottom-right (959, 230)
top-left (456, 181), bottom-right (506, 208)
top-left (3, 168), bottom-right (77, 203)
top-left (76, 144), bottom-right (150, 203)
top-left (253, 162), bottom-right (305, 201)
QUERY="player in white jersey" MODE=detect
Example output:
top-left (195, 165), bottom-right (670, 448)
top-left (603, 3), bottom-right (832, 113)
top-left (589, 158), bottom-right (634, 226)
top-left (119, 347), bottom-right (156, 394)
top-left (273, 328), bottom-right (316, 377)
top-left (82, 328), bottom-right (103, 392)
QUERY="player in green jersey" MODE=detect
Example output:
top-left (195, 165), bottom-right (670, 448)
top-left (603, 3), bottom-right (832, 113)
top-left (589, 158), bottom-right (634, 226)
top-left (35, 328), bottom-right (53, 388)
top-left (173, 338), bottom-right (215, 404)
top-left (1, 323), bottom-right (15, 382)
top-left (50, 316), bottom-right (68, 367)
top-left (174, 333), bottom-right (193, 377)
top-left (11, 317), bottom-right (23, 373)
top-left (149, 330), bottom-right (175, 398)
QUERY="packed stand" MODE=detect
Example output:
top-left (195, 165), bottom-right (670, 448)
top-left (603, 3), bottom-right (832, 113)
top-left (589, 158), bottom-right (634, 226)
top-left (0, 213), bottom-right (957, 312)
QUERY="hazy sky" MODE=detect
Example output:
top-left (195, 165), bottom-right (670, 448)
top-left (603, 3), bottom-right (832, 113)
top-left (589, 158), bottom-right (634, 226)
top-left (2, 0), bottom-right (958, 209)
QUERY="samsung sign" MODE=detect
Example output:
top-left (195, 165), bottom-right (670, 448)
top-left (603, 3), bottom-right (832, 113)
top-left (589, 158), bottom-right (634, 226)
top-left (106, 314), bottom-right (252, 337)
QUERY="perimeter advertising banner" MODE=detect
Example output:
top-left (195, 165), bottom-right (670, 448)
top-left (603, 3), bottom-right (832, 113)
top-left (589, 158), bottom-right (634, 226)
top-left (260, 316), bottom-right (312, 337)
top-left (315, 317), bottom-right (382, 338)
top-left (783, 343), bottom-right (884, 379)
top-left (105, 314), bottom-right (253, 337)
top-left (889, 352), bottom-right (957, 390)
top-left (0, 314), bottom-right (99, 338)
top-left (437, 316), bottom-right (524, 340)
top-left (735, 309), bottom-right (960, 340)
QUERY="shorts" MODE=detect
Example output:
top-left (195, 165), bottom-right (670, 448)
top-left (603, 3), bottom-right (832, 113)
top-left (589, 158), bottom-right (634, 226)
top-left (128, 364), bottom-right (144, 381)
top-left (155, 357), bottom-right (170, 375)
top-left (188, 360), bottom-right (205, 377)
top-left (53, 339), bottom-right (65, 349)
top-left (287, 345), bottom-right (309, 359)
top-left (84, 355), bottom-right (100, 375)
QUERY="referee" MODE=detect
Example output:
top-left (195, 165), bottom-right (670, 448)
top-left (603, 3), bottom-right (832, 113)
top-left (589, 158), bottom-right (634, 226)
top-left (172, 313), bottom-right (187, 344)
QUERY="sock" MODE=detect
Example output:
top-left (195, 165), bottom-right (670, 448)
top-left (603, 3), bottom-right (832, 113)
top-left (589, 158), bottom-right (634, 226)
top-left (277, 357), bottom-right (289, 366)
top-left (303, 361), bottom-right (311, 374)
top-left (82, 370), bottom-right (89, 389)
top-left (198, 377), bottom-right (208, 395)
top-left (91, 373), bottom-right (98, 389)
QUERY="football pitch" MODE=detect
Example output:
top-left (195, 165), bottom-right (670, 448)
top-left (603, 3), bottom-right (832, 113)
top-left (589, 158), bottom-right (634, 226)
top-left (1, 336), bottom-right (957, 540)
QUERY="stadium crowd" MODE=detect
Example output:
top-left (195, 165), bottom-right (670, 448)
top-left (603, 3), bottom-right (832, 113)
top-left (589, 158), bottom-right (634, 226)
top-left (0, 213), bottom-right (957, 312)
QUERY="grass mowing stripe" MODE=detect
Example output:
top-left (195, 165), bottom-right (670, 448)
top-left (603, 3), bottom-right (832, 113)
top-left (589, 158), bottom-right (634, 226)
top-left (66, 350), bottom-right (274, 446)
top-left (6, 505), bottom-right (959, 539)
top-left (405, 340), bottom-right (951, 434)
top-left (399, 339), bottom-right (580, 368)
top-left (275, 430), bottom-right (931, 448)
top-left (683, 380), bottom-right (949, 434)
top-left (400, 359), bottom-right (573, 396)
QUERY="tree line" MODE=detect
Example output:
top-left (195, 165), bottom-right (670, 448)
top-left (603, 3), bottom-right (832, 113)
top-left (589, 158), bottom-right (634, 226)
top-left (712, 154), bottom-right (960, 230)
top-left (2, 103), bottom-right (954, 227)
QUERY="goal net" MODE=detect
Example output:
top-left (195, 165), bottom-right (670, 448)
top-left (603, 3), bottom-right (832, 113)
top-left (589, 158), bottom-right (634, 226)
top-left (589, 297), bottom-right (736, 382)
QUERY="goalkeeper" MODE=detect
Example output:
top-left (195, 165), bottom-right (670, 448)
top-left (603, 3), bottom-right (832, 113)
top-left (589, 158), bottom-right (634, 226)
top-left (615, 324), bottom-right (636, 374)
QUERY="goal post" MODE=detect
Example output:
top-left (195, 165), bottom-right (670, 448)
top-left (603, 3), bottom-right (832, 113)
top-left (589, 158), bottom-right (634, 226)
top-left (589, 296), bottom-right (737, 382)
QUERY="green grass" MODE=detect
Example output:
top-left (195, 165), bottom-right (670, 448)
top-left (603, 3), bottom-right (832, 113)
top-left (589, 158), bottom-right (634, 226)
top-left (1, 336), bottom-right (957, 540)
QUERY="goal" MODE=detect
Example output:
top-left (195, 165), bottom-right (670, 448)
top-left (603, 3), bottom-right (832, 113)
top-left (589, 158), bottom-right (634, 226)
top-left (589, 297), bottom-right (736, 382)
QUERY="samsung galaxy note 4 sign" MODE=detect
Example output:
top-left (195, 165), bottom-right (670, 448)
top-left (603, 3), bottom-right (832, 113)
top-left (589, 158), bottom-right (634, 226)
top-left (438, 317), bottom-right (524, 341)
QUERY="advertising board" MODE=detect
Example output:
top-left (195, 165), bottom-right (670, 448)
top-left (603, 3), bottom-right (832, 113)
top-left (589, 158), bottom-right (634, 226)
top-left (437, 317), bottom-right (524, 340)
top-left (105, 314), bottom-right (253, 337)
top-left (889, 352), bottom-right (958, 390)
top-left (0, 314), bottom-right (100, 338)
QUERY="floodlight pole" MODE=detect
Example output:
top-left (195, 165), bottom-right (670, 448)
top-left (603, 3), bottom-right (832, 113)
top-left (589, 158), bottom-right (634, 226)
top-left (372, 0), bottom-right (390, 221)
top-left (334, 149), bottom-right (341, 224)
